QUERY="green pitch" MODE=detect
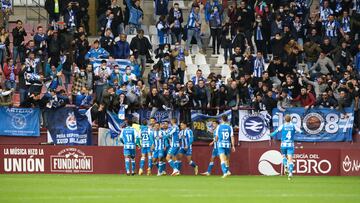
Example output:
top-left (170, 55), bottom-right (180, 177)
top-left (0, 175), bottom-right (359, 203)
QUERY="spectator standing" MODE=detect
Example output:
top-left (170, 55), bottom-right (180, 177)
top-left (130, 29), bottom-right (152, 77)
top-left (168, 3), bottom-right (183, 44)
top-left (0, 27), bottom-right (9, 69)
top-left (3, 58), bottom-right (18, 90)
top-left (114, 34), bottom-right (130, 59)
top-left (45, 0), bottom-right (62, 24)
top-left (156, 15), bottom-right (171, 46)
top-left (85, 40), bottom-right (110, 64)
top-left (94, 60), bottom-right (112, 103)
top-left (124, 0), bottom-right (143, 34)
top-left (172, 42), bottom-right (189, 84)
top-left (186, 4), bottom-right (203, 54)
top-left (12, 20), bottom-right (27, 63)
top-left (208, 5), bottom-right (222, 55)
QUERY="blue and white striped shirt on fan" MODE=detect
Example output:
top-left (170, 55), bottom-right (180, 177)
top-left (341, 16), bottom-right (351, 33)
top-left (187, 11), bottom-right (200, 29)
top-left (325, 20), bottom-right (340, 37)
top-left (253, 58), bottom-right (265, 78)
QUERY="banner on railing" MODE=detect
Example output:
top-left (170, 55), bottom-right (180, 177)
top-left (272, 107), bottom-right (354, 142)
top-left (46, 108), bottom-right (92, 145)
top-left (139, 109), bottom-right (179, 124)
top-left (238, 110), bottom-right (271, 142)
top-left (191, 110), bottom-right (232, 141)
top-left (93, 59), bottom-right (140, 77)
top-left (98, 127), bottom-right (124, 146)
top-left (0, 107), bottom-right (40, 137)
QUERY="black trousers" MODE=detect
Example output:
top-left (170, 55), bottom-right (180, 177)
top-left (210, 28), bottom-right (221, 54)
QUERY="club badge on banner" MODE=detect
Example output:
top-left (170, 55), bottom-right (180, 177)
top-left (46, 108), bottom-right (92, 145)
top-left (0, 107), bottom-right (40, 137)
top-left (272, 107), bottom-right (354, 142)
top-left (238, 110), bottom-right (271, 141)
top-left (191, 110), bottom-right (232, 141)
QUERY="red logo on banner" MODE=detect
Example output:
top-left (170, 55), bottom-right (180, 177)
top-left (50, 148), bottom-right (93, 173)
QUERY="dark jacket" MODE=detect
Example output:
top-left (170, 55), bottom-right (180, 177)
top-left (12, 27), bottom-right (27, 47)
top-left (130, 35), bottom-right (152, 56)
top-left (45, 0), bottom-right (63, 15)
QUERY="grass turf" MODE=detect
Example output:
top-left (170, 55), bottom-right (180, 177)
top-left (0, 175), bottom-right (359, 203)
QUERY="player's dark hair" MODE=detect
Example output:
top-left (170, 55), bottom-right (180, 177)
top-left (141, 120), bottom-right (147, 125)
top-left (222, 115), bottom-right (228, 122)
top-left (126, 119), bottom-right (133, 127)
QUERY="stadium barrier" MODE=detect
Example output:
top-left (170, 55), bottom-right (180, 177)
top-left (1, 145), bottom-right (359, 176)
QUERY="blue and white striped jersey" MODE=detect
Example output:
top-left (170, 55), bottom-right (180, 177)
top-left (140, 125), bottom-right (153, 148)
top-left (216, 123), bottom-right (234, 148)
top-left (180, 128), bottom-right (193, 149)
top-left (120, 126), bottom-right (139, 149)
top-left (167, 125), bottom-right (180, 147)
top-left (152, 130), bottom-right (166, 151)
top-left (272, 122), bottom-right (302, 147)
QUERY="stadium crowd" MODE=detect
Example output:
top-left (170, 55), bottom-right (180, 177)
top-left (0, 0), bottom-right (359, 131)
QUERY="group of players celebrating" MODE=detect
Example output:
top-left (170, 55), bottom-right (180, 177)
top-left (119, 115), bottom-right (235, 178)
top-left (119, 114), bottom-right (298, 180)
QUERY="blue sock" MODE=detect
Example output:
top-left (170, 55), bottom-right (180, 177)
top-left (131, 160), bottom-right (136, 173)
top-left (168, 159), bottom-right (175, 169)
top-left (189, 160), bottom-right (197, 168)
top-left (174, 161), bottom-right (180, 171)
top-left (221, 162), bottom-right (227, 175)
top-left (140, 158), bottom-right (145, 170)
top-left (163, 161), bottom-right (166, 171)
top-left (159, 162), bottom-right (164, 173)
top-left (288, 162), bottom-right (294, 174)
top-left (125, 158), bottom-right (130, 174)
top-left (226, 165), bottom-right (229, 173)
top-left (148, 156), bottom-right (152, 169)
top-left (283, 157), bottom-right (288, 168)
top-left (207, 162), bottom-right (214, 173)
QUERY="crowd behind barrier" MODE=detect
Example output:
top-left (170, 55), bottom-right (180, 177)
top-left (0, 0), bottom-right (359, 136)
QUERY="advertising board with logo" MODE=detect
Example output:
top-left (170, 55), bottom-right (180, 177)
top-left (0, 145), bottom-right (122, 174)
top-left (250, 148), bottom-right (340, 176)
top-left (238, 110), bottom-right (271, 141)
top-left (0, 107), bottom-right (40, 137)
top-left (1, 145), bottom-right (359, 176)
top-left (341, 150), bottom-right (360, 176)
top-left (272, 107), bottom-right (354, 142)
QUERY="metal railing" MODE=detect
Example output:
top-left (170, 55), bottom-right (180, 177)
top-left (24, 0), bottom-right (48, 24)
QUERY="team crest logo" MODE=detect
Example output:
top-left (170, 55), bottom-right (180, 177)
top-left (241, 114), bottom-right (267, 140)
top-left (66, 112), bottom-right (77, 130)
top-left (11, 114), bottom-right (27, 129)
top-left (303, 113), bottom-right (324, 134)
